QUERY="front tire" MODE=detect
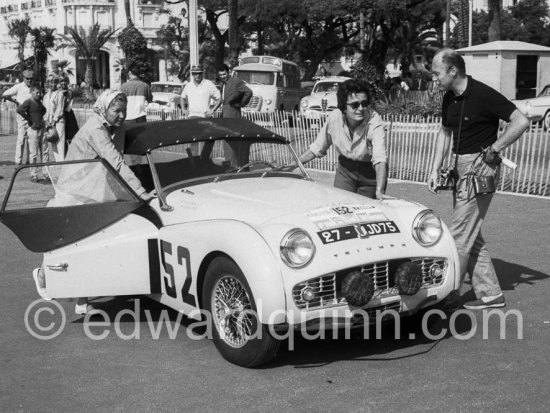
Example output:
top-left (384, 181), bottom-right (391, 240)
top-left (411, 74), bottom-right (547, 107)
top-left (202, 257), bottom-right (280, 367)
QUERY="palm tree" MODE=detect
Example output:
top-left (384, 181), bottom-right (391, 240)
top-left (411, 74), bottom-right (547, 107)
top-left (58, 23), bottom-right (117, 90)
top-left (30, 27), bottom-right (56, 90)
top-left (7, 17), bottom-right (31, 74)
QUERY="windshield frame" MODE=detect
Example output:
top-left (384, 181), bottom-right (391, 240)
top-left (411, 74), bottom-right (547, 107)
top-left (145, 138), bottom-right (311, 209)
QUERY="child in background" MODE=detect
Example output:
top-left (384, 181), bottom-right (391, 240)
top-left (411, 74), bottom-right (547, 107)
top-left (17, 85), bottom-right (49, 182)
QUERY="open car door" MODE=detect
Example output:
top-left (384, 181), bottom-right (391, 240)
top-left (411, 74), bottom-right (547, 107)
top-left (0, 160), bottom-right (162, 299)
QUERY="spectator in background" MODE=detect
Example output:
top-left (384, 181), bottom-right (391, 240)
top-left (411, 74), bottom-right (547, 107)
top-left (120, 67), bottom-right (152, 123)
top-left (298, 78), bottom-right (387, 200)
top-left (16, 85), bottom-right (48, 182)
top-left (2, 69), bottom-right (34, 168)
top-left (47, 61), bottom-right (70, 85)
top-left (62, 77), bottom-right (79, 146)
top-left (44, 77), bottom-right (66, 161)
top-left (181, 65), bottom-right (221, 118)
top-left (217, 64), bottom-right (252, 118)
top-left (402, 72), bottom-right (413, 91)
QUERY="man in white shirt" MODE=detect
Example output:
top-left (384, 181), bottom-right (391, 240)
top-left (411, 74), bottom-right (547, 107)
top-left (181, 65), bottom-right (221, 118)
top-left (2, 69), bottom-right (33, 166)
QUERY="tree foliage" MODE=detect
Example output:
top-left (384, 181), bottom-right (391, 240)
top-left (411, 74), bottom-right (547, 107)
top-left (7, 17), bottom-right (31, 75)
top-left (118, 26), bottom-right (154, 84)
top-left (58, 23), bottom-right (117, 90)
top-left (30, 27), bottom-right (56, 90)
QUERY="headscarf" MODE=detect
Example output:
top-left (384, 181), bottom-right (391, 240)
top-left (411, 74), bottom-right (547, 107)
top-left (93, 89), bottom-right (126, 125)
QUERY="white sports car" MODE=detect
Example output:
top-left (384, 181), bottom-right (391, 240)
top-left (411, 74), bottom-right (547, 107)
top-left (0, 118), bottom-right (459, 367)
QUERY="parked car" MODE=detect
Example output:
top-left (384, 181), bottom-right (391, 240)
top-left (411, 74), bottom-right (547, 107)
top-left (147, 81), bottom-right (184, 120)
top-left (0, 118), bottom-right (459, 367)
top-left (512, 84), bottom-right (550, 130)
top-left (299, 76), bottom-right (350, 121)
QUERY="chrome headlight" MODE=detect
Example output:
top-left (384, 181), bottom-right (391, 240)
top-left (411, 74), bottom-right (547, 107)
top-left (412, 210), bottom-right (443, 247)
top-left (280, 228), bottom-right (315, 268)
top-left (301, 99), bottom-right (309, 109)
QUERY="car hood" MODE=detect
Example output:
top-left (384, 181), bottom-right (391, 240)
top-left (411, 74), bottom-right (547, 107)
top-left (303, 92), bottom-right (337, 104)
top-left (161, 177), bottom-right (421, 228)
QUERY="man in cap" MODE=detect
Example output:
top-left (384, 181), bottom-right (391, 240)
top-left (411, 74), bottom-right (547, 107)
top-left (181, 65), bottom-right (221, 118)
top-left (2, 69), bottom-right (34, 167)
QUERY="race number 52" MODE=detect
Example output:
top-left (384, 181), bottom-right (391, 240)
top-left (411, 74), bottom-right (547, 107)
top-left (160, 240), bottom-right (197, 307)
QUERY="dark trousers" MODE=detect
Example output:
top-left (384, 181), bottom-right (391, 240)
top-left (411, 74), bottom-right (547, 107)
top-left (334, 155), bottom-right (377, 199)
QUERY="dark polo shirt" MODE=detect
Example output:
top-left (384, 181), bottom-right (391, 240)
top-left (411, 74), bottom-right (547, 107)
top-left (442, 75), bottom-right (517, 154)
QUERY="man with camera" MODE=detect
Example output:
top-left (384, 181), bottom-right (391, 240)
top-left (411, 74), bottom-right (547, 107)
top-left (428, 48), bottom-right (529, 310)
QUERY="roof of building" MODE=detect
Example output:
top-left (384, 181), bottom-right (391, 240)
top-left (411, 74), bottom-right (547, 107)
top-left (457, 41), bottom-right (550, 53)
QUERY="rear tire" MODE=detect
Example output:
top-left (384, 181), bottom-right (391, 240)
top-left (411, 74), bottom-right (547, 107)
top-left (202, 257), bottom-right (280, 367)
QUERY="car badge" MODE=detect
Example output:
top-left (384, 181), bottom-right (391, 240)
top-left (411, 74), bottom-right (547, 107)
top-left (321, 96), bottom-right (328, 112)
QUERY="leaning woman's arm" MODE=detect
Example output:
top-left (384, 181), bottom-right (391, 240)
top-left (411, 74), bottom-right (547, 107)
top-left (374, 162), bottom-right (387, 200)
top-left (87, 126), bottom-right (147, 197)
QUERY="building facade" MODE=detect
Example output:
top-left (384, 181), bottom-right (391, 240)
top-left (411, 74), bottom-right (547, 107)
top-left (0, 0), bottom-right (174, 87)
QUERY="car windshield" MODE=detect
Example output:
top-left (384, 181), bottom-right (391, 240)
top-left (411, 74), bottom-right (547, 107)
top-left (235, 70), bottom-right (275, 85)
top-left (537, 86), bottom-right (550, 97)
top-left (151, 84), bottom-right (183, 94)
top-left (313, 82), bottom-right (341, 93)
top-left (131, 138), bottom-right (305, 192)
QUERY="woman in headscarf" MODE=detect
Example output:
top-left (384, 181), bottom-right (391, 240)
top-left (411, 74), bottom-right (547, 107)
top-left (32, 90), bottom-right (155, 314)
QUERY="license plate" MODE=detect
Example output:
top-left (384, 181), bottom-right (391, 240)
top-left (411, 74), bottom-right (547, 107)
top-left (317, 221), bottom-right (400, 244)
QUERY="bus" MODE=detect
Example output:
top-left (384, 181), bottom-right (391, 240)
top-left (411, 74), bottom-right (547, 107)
top-left (233, 56), bottom-right (302, 112)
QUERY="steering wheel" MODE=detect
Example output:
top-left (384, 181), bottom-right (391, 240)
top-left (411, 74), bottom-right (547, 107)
top-left (236, 160), bottom-right (276, 173)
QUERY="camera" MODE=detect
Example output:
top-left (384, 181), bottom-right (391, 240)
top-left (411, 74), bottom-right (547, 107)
top-left (435, 168), bottom-right (456, 190)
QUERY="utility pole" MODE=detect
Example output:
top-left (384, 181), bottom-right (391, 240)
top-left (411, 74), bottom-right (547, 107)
top-left (469, 0), bottom-right (473, 46)
top-left (189, 0), bottom-right (199, 67)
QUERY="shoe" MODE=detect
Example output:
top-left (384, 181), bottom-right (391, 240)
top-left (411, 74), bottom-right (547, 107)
top-left (438, 297), bottom-right (461, 313)
top-left (75, 302), bottom-right (88, 315)
top-left (32, 268), bottom-right (51, 300)
top-left (31, 176), bottom-right (39, 183)
top-left (463, 294), bottom-right (506, 310)
top-left (75, 302), bottom-right (95, 315)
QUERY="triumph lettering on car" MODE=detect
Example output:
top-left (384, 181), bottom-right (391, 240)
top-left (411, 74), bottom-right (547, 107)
top-left (0, 118), bottom-right (460, 368)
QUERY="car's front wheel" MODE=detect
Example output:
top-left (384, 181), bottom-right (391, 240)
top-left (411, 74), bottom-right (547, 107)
top-left (202, 257), bottom-right (280, 367)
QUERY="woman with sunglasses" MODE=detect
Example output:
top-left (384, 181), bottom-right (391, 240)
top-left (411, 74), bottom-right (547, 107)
top-left (298, 78), bottom-right (387, 200)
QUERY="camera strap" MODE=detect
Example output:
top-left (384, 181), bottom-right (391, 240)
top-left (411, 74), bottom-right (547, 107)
top-left (452, 98), bottom-right (466, 172)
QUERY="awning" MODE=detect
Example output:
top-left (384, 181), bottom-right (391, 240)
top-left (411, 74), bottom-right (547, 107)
top-left (0, 56), bottom-right (35, 73)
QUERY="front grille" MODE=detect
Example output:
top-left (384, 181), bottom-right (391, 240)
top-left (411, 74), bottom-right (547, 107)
top-left (309, 105), bottom-right (337, 112)
top-left (292, 257), bottom-right (447, 310)
top-left (245, 95), bottom-right (261, 110)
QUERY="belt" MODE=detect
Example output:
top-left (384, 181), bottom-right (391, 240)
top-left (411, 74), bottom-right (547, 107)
top-left (338, 155), bottom-right (372, 169)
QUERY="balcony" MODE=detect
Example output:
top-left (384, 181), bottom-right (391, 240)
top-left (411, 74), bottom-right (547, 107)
top-left (62, 0), bottom-right (115, 4)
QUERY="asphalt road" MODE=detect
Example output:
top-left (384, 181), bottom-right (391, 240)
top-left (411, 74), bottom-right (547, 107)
top-left (1, 133), bottom-right (549, 412)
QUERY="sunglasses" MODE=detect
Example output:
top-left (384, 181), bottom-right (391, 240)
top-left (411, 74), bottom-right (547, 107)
top-left (347, 99), bottom-right (369, 110)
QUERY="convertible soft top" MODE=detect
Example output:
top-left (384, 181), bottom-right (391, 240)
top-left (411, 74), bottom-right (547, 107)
top-left (124, 118), bottom-right (287, 155)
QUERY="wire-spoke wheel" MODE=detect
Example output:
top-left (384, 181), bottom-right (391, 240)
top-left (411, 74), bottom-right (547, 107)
top-left (203, 257), bottom-right (280, 367)
top-left (212, 275), bottom-right (255, 348)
